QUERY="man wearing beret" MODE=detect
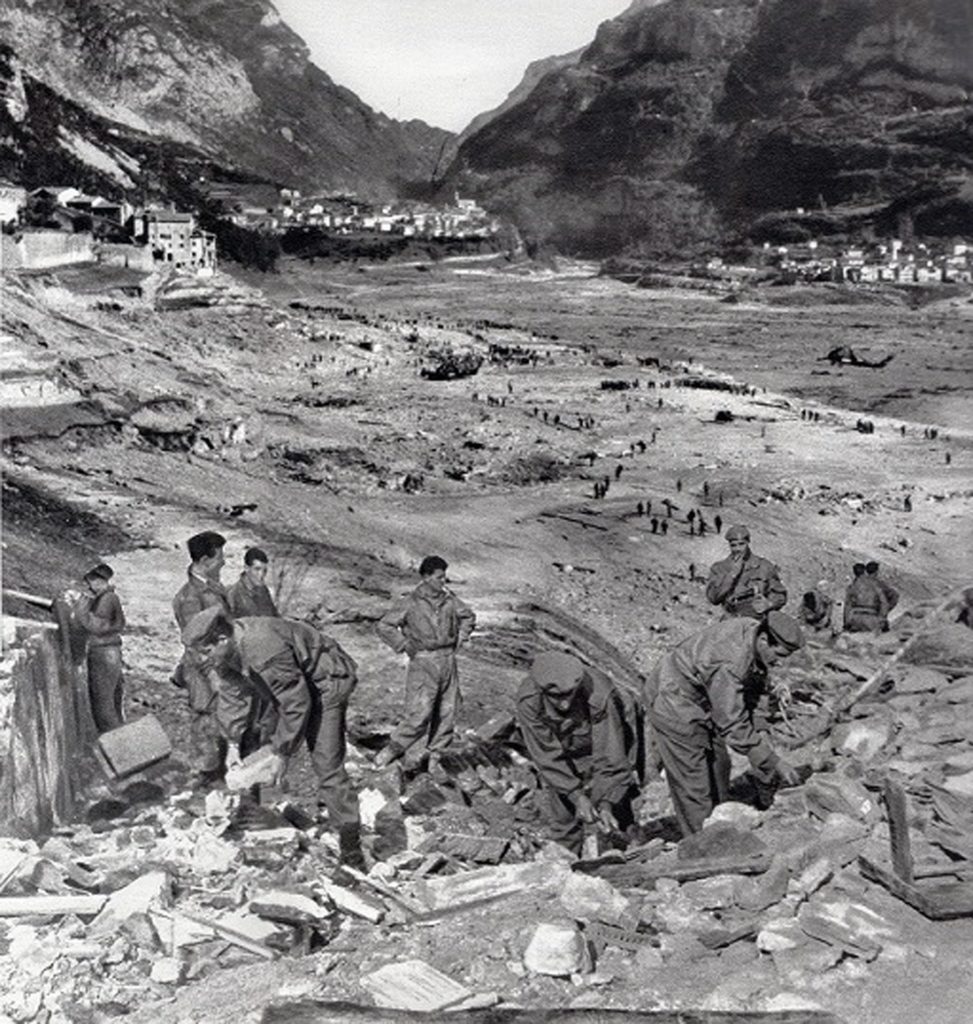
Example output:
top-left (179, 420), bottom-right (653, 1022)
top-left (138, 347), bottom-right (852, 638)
top-left (706, 525), bottom-right (787, 620)
top-left (172, 531), bottom-right (231, 785)
top-left (645, 611), bottom-right (804, 836)
top-left (75, 563), bottom-right (126, 733)
top-left (182, 607), bottom-right (365, 869)
top-left (516, 651), bottom-right (641, 854)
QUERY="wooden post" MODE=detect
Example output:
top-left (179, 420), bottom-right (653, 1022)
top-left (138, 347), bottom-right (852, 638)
top-left (884, 778), bottom-right (914, 883)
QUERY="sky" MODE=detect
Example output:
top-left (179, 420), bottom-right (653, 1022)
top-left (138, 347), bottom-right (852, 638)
top-left (272, 1), bottom-right (632, 132)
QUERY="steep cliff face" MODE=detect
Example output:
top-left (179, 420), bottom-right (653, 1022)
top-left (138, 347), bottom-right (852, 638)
top-left (0, 0), bottom-right (451, 196)
top-left (447, 0), bottom-right (973, 255)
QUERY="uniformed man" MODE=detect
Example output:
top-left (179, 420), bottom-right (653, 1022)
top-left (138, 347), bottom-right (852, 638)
top-left (798, 587), bottom-right (833, 631)
top-left (227, 547), bottom-right (280, 619)
top-left (182, 607), bottom-right (364, 868)
top-left (843, 562), bottom-right (891, 633)
top-left (645, 611), bottom-right (803, 836)
top-left (706, 525), bottom-right (787, 619)
top-left (172, 531), bottom-right (230, 785)
top-left (516, 651), bottom-right (641, 854)
top-left (865, 562), bottom-right (898, 620)
top-left (75, 563), bottom-right (126, 733)
top-left (374, 556), bottom-right (476, 770)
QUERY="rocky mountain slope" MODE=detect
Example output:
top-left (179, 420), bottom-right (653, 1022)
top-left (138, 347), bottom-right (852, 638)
top-left (0, 0), bottom-right (451, 197)
top-left (446, 0), bottom-right (973, 256)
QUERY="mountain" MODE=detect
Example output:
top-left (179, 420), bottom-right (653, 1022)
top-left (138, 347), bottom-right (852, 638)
top-left (0, 0), bottom-right (451, 198)
top-left (445, 0), bottom-right (973, 256)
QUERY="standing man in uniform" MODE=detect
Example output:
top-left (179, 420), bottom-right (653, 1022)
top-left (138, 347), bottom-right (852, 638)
top-left (172, 531), bottom-right (230, 786)
top-left (181, 607), bottom-right (364, 869)
top-left (375, 556), bottom-right (476, 770)
top-left (227, 547), bottom-right (280, 619)
top-left (706, 525), bottom-right (787, 619)
top-left (843, 562), bottom-right (891, 633)
top-left (516, 651), bottom-right (641, 854)
top-left (866, 562), bottom-right (898, 622)
top-left (76, 563), bottom-right (126, 733)
top-left (645, 611), bottom-right (804, 836)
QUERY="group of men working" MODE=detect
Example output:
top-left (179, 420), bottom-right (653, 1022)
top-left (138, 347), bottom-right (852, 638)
top-left (75, 521), bottom-right (900, 863)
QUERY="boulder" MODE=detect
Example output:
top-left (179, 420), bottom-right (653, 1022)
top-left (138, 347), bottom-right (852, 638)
top-left (523, 922), bottom-right (588, 976)
top-left (831, 716), bottom-right (894, 761)
top-left (704, 802), bottom-right (763, 829)
top-left (559, 872), bottom-right (633, 926)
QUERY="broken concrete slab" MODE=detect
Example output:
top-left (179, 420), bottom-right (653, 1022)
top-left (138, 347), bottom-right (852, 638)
top-left (416, 832), bottom-right (509, 865)
top-left (414, 860), bottom-right (570, 912)
top-left (523, 921), bottom-right (589, 976)
top-left (757, 918), bottom-right (807, 953)
top-left (804, 773), bottom-right (881, 825)
top-left (797, 899), bottom-right (894, 959)
top-left (96, 715), bottom-right (172, 779)
top-left (361, 959), bottom-right (471, 1011)
top-left (88, 871), bottom-right (171, 937)
top-left (319, 881), bottom-right (384, 923)
top-left (250, 890), bottom-right (330, 925)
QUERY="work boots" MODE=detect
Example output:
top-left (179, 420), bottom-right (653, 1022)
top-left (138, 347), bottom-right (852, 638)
top-left (338, 823), bottom-right (366, 871)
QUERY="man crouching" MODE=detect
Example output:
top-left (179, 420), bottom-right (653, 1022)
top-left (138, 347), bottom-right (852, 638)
top-left (516, 651), bottom-right (641, 855)
top-left (182, 607), bottom-right (364, 869)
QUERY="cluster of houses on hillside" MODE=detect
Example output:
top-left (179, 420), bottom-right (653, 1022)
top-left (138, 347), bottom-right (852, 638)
top-left (201, 183), bottom-right (502, 239)
top-left (0, 184), bottom-right (216, 274)
top-left (771, 238), bottom-right (973, 285)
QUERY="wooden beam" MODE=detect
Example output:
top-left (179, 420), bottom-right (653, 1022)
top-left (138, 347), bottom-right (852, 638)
top-left (0, 894), bottom-right (106, 917)
top-left (858, 856), bottom-right (973, 920)
top-left (154, 908), bottom-right (276, 960)
top-left (589, 852), bottom-right (770, 888)
top-left (2, 588), bottom-right (54, 610)
top-left (883, 778), bottom-right (914, 883)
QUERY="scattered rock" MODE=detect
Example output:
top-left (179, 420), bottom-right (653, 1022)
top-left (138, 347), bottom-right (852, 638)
top-left (757, 918), bottom-right (807, 953)
top-left (705, 801), bottom-right (763, 828)
top-left (677, 823), bottom-right (767, 861)
top-left (893, 666), bottom-right (949, 695)
top-left (150, 956), bottom-right (184, 985)
top-left (89, 871), bottom-right (171, 938)
top-left (559, 872), bottom-right (633, 926)
top-left (250, 890), bottom-right (329, 925)
top-left (523, 922), bottom-right (588, 976)
top-left (804, 773), bottom-right (880, 825)
top-left (832, 716), bottom-right (894, 760)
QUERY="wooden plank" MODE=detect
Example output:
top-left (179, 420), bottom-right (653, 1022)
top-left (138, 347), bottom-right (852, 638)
top-left (360, 959), bottom-right (471, 1012)
top-left (858, 856), bottom-right (973, 920)
top-left (591, 852), bottom-right (770, 888)
top-left (883, 778), bottom-right (914, 883)
top-left (154, 908), bottom-right (276, 960)
top-left (263, 1002), bottom-right (845, 1023)
top-left (0, 894), bottom-right (106, 917)
top-left (320, 881), bottom-right (385, 924)
top-left (337, 865), bottom-right (426, 917)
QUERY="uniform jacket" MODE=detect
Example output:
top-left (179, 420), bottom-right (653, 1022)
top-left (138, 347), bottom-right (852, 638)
top-left (76, 588), bottom-right (125, 648)
top-left (377, 583), bottom-right (475, 655)
top-left (706, 552), bottom-right (787, 619)
top-left (646, 618), bottom-right (777, 773)
top-left (172, 569), bottom-right (230, 629)
top-left (216, 617), bottom-right (357, 757)
top-left (871, 575), bottom-right (899, 613)
top-left (516, 668), bottom-right (637, 807)
top-left (227, 574), bottom-right (279, 619)
top-left (843, 576), bottom-right (889, 631)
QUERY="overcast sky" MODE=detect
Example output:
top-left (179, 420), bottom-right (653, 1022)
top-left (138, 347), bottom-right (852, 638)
top-left (273, 0), bottom-right (631, 132)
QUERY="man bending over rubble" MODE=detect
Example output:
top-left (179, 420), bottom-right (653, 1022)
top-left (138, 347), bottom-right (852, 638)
top-left (374, 555), bottom-right (476, 771)
top-left (516, 651), bottom-right (641, 855)
top-left (172, 531), bottom-right (231, 787)
top-left (645, 611), bottom-right (804, 836)
top-left (706, 525), bottom-right (787, 620)
top-left (182, 607), bottom-right (365, 869)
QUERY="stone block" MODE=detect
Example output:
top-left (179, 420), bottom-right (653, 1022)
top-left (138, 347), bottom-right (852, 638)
top-left (757, 918), bottom-right (807, 953)
top-left (361, 959), bottom-right (471, 1011)
top-left (96, 716), bottom-right (171, 779)
top-left (736, 853), bottom-right (791, 912)
top-left (415, 860), bottom-right (570, 912)
top-left (150, 956), bottom-right (184, 985)
top-left (803, 773), bottom-right (880, 825)
top-left (797, 899), bottom-right (895, 959)
top-left (680, 874), bottom-right (740, 911)
top-left (942, 771), bottom-right (973, 797)
top-left (225, 745), bottom-right (277, 791)
top-left (789, 857), bottom-right (833, 900)
top-left (523, 922), bottom-right (588, 976)
top-left (893, 667), bottom-right (949, 695)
